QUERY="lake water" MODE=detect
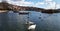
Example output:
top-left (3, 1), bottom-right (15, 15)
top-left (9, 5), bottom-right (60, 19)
top-left (0, 11), bottom-right (60, 31)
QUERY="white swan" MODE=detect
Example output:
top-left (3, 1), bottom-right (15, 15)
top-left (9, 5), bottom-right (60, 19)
top-left (25, 19), bottom-right (36, 30)
top-left (28, 24), bottom-right (36, 30)
top-left (26, 21), bottom-right (36, 30)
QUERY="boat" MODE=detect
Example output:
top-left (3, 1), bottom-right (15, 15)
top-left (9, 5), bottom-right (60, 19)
top-left (41, 9), bottom-right (60, 14)
top-left (18, 11), bottom-right (29, 14)
top-left (13, 11), bottom-right (18, 13)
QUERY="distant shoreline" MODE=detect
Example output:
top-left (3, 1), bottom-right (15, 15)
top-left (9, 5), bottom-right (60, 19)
top-left (0, 10), bottom-right (8, 13)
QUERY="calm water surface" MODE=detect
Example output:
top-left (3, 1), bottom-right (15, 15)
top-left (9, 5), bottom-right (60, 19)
top-left (0, 11), bottom-right (60, 31)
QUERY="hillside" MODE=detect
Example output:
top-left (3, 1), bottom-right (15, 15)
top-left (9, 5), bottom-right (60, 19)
top-left (0, 2), bottom-right (60, 13)
top-left (0, 2), bottom-right (44, 11)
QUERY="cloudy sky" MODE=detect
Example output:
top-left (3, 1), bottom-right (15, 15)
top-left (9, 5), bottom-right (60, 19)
top-left (1, 0), bottom-right (60, 9)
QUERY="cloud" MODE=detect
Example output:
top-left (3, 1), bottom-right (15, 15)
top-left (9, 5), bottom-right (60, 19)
top-left (36, 2), bottom-right (45, 5)
top-left (45, 0), bottom-right (53, 2)
top-left (7, 0), bottom-right (34, 6)
top-left (33, 2), bottom-right (45, 7)
top-left (17, 1), bottom-right (34, 6)
top-left (13, 0), bottom-right (25, 1)
top-left (45, 1), bottom-right (60, 9)
top-left (0, 0), bottom-right (2, 2)
top-left (45, 2), bottom-right (56, 9)
top-left (56, 4), bottom-right (60, 9)
top-left (8, 0), bottom-right (25, 1)
top-left (34, 0), bottom-right (60, 9)
top-left (1, 0), bottom-right (60, 9)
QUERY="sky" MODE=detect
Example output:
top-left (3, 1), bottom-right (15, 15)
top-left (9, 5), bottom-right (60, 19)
top-left (0, 0), bottom-right (60, 9)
